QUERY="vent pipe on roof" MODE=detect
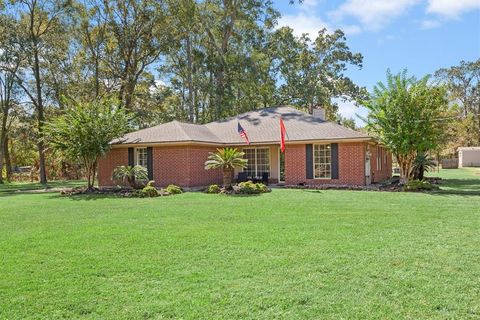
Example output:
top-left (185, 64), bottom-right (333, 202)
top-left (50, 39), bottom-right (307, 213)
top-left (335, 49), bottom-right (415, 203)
top-left (312, 107), bottom-right (326, 120)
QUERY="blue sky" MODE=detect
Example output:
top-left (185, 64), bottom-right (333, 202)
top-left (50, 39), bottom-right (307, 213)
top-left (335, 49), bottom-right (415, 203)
top-left (273, 0), bottom-right (480, 124)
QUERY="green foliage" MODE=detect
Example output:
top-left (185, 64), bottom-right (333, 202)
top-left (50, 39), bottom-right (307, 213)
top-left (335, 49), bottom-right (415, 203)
top-left (140, 181), bottom-right (159, 197)
top-left (363, 69), bottom-right (450, 184)
top-left (271, 28), bottom-right (366, 119)
top-left (206, 184), bottom-right (221, 194)
top-left (165, 184), bottom-right (182, 195)
top-left (413, 153), bottom-right (436, 180)
top-left (205, 148), bottom-right (248, 171)
top-left (45, 98), bottom-right (131, 189)
top-left (403, 179), bottom-right (439, 192)
top-left (112, 166), bottom-right (148, 189)
top-left (435, 59), bottom-right (480, 146)
top-left (236, 181), bottom-right (270, 194)
top-left (205, 148), bottom-right (248, 188)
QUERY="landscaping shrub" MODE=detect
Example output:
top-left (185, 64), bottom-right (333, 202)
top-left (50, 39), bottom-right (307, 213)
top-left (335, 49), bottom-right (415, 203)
top-left (404, 179), bottom-right (439, 191)
top-left (141, 181), bottom-right (159, 197)
top-left (165, 184), bottom-right (183, 195)
top-left (206, 184), bottom-right (221, 194)
top-left (236, 181), bottom-right (270, 194)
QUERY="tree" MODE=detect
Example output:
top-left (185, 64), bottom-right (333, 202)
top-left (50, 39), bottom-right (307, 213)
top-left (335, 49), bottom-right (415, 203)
top-left (44, 98), bottom-right (131, 189)
top-left (204, 147), bottom-right (247, 188)
top-left (272, 27), bottom-right (366, 119)
top-left (0, 15), bottom-right (22, 183)
top-left (363, 70), bottom-right (449, 184)
top-left (100, 0), bottom-right (168, 110)
top-left (8, 0), bottom-right (73, 184)
top-left (435, 59), bottom-right (480, 146)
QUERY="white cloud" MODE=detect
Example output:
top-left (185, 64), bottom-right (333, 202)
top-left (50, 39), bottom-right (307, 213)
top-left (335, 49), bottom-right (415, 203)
top-left (330, 0), bottom-right (420, 30)
top-left (335, 99), bottom-right (369, 126)
top-left (341, 24), bottom-right (363, 35)
top-left (426, 0), bottom-right (480, 18)
top-left (420, 19), bottom-right (441, 28)
top-left (277, 12), bottom-right (331, 38)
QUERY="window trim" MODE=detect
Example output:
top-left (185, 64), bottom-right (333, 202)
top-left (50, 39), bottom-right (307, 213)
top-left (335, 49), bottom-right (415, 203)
top-left (135, 147), bottom-right (148, 168)
top-left (313, 143), bottom-right (332, 179)
top-left (377, 146), bottom-right (382, 171)
top-left (243, 147), bottom-right (270, 178)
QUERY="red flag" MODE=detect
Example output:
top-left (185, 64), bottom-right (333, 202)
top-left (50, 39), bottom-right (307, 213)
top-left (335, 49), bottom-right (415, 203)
top-left (280, 118), bottom-right (286, 153)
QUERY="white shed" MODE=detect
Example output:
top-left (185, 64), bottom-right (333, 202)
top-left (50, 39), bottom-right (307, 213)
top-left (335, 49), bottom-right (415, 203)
top-left (457, 147), bottom-right (480, 167)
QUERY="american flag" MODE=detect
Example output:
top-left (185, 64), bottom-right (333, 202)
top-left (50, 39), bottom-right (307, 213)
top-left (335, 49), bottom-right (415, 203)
top-left (237, 122), bottom-right (250, 145)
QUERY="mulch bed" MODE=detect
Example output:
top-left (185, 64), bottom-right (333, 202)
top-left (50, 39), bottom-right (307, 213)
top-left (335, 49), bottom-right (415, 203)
top-left (60, 187), bottom-right (169, 197)
top-left (283, 176), bottom-right (443, 192)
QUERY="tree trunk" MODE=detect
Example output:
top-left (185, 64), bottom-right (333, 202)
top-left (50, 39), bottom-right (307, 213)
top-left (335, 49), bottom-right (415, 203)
top-left (222, 168), bottom-right (233, 188)
top-left (4, 136), bottom-right (11, 181)
top-left (397, 152), bottom-right (416, 185)
top-left (186, 35), bottom-right (195, 122)
top-left (0, 123), bottom-right (5, 185)
top-left (0, 141), bottom-right (3, 184)
top-left (33, 43), bottom-right (47, 184)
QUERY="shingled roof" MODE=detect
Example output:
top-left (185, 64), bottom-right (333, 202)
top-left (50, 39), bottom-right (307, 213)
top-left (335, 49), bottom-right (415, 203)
top-left (115, 106), bottom-right (371, 145)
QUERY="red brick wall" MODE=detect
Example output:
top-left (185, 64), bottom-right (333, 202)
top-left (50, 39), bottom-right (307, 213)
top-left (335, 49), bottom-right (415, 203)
top-left (370, 145), bottom-right (393, 183)
top-left (151, 146), bottom-right (222, 187)
top-left (97, 145), bottom-right (223, 188)
top-left (97, 148), bottom-right (129, 186)
top-left (284, 142), bottom-right (366, 186)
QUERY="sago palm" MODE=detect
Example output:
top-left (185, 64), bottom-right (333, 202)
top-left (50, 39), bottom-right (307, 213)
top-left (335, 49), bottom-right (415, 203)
top-left (205, 148), bottom-right (247, 188)
top-left (112, 165), bottom-right (148, 189)
top-left (413, 153), bottom-right (436, 180)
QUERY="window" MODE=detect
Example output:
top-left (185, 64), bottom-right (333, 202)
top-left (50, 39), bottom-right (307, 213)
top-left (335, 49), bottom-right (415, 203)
top-left (377, 146), bottom-right (382, 171)
top-left (313, 144), bottom-right (331, 179)
top-left (135, 148), bottom-right (148, 168)
top-left (243, 148), bottom-right (270, 178)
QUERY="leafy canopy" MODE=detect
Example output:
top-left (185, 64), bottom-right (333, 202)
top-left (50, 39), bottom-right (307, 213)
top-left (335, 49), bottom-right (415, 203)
top-left (204, 148), bottom-right (247, 170)
top-left (44, 97), bottom-right (131, 188)
top-left (362, 69), bottom-right (449, 183)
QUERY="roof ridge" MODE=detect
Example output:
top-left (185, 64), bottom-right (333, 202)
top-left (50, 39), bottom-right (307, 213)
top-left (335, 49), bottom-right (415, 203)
top-left (172, 120), bottom-right (195, 140)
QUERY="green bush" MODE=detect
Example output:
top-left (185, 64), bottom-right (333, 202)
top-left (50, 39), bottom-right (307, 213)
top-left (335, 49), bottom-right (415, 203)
top-left (237, 181), bottom-right (270, 194)
top-left (165, 184), bottom-right (183, 195)
top-left (206, 184), bottom-right (221, 194)
top-left (404, 180), bottom-right (438, 191)
top-left (141, 181), bottom-right (159, 197)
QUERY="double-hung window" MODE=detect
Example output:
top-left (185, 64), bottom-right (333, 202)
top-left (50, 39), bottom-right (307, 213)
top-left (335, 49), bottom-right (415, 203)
top-left (243, 148), bottom-right (270, 178)
top-left (313, 144), bottom-right (331, 179)
top-left (135, 147), bottom-right (148, 168)
top-left (377, 146), bottom-right (382, 171)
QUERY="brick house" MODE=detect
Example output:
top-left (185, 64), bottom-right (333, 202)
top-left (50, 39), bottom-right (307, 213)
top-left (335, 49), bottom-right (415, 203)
top-left (98, 106), bottom-right (392, 187)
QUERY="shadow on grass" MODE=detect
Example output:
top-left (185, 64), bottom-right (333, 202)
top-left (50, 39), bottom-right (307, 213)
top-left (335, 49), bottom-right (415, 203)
top-left (301, 190), bottom-right (324, 194)
top-left (430, 179), bottom-right (480, 197)
top-left (46, 193), bottom-right (128, 201)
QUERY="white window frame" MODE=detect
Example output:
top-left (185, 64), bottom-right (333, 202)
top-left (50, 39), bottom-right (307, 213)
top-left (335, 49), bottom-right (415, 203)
top-left (243, 147), bottom-right (270, 178)
top-left (377, 146), bottom-right (382, 171)
top-left (135, 147), bottom-right (148, 168)
top-left (313, 144), bottom-right (332, 179)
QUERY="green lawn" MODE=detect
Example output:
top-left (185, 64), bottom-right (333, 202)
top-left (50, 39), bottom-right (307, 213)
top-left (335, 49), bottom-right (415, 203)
top-left (1, 169), bottom-right (479, 319)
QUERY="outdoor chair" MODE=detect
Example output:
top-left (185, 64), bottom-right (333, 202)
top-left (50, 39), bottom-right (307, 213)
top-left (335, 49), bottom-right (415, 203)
top-left (261, 172), bottom-right (269, 185)
top-left (237, 172), bottom-right (248, 183)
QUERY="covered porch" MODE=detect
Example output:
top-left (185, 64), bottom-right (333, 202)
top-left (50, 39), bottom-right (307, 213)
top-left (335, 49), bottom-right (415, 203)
top-left (233, 145), bottom-right (284, 184)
